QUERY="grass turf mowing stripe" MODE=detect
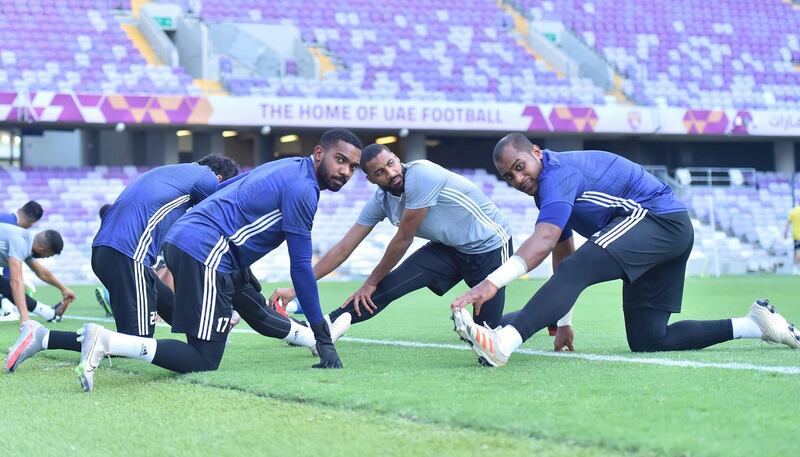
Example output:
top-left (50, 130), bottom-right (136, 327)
top-left (2, 357), bottom-right (630, 457)
top-left (60, 314), bottom-right (800, 375)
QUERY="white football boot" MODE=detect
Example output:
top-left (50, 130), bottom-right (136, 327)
top-left (452, 308), bottom-right (509, 367)
top-left (76, 323), bottom-right (110, 392)
top-left (5, 320), bottom-right (47, 372)
top-left (747, 299), bottom-right (800, 349)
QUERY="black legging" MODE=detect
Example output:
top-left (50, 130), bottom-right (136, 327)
top-left (151, 336), bottom-right (226, 373)
top-left (624, 308), bottom-right (732, 352)
top-left (153, 278), bottom-right (174, 326)
top-left (0, 275), bottom-right (38, 311)
top-left (329, 253), bottom-right (505, 328)
top-left (508, 242), bottom-right (734, 352)
top-left (509, 242), bottom-right (624, 340)
top-left (233, 282), bottom-right (292, 339)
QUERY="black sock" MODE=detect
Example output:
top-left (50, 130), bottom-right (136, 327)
top-left (328, 307), bottom-right (346, 322)
top-left (47, 330), bottom-right (81, 352)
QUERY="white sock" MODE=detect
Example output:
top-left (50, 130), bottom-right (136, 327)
top-left (731, 317), bottom-right (762, 339)
top-left (497, 325), bottom-right (523, 356)
top-left (283, 320), bottom-right (315, 348)
top-left (105, 330), bottom-right (157, 363)
top-left (42, 329), bottom-right (50, 349)
top-left (32, 302), bottom-right (55, 321)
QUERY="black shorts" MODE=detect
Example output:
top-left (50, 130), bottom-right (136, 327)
top-left (164, 242), bottom-right (236, 342)
top-left (401, 238), bottom-right (512, 328)
top-left (794, 240), bottom-right (800, 251)
top-left (407, 239), bottom-right (513, 296)
top-left (92, 246), bottom-right (160, 337)
top-left (589, 211), bottom-right (693, 313)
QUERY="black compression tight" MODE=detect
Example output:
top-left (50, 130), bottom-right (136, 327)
top-left (624, 308), bottom-right (732, 352)
top-left (151, 336), bottom-right (226, 373)
top-left (509, 242), bottom-right (625, 340)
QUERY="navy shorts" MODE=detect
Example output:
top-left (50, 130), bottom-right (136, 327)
top-left (164, 243), bottom-right (236, 342)
top-left (92, 246), bottom-right (163, 337)
top-left (590, 211), bottom-right (693, 313)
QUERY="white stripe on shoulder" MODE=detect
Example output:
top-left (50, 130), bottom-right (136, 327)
top-left (577, 191), bottom-right (640, 210)
top-left (440, 187), bottom-right (509, 261)
top-left (229, 209), bottom-right (281, 245)
top-left (133, 194), bottom-right (191, 263)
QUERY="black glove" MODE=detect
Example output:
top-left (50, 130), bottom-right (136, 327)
top-left (310, 321), bottom-right (343, 369)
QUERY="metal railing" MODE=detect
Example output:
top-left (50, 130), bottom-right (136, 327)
top-left (674, 167), bottom-right (757, 188)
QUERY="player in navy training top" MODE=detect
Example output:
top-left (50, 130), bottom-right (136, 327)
top-left (0, 201), bottom-right (43, 229)
top-left (452, 134), bottom-right (799, 366)
top-left (4, 154), bottom-right (240, 374)
top-left (74, 129), bottom-right (363, 391)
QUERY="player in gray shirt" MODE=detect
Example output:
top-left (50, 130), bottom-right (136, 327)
top-left (0, 224), bottom-right (73, 322)
top-left (270, 143), bottom-right (513, 337)
top-left (2, 225), bottom-right (79, 370)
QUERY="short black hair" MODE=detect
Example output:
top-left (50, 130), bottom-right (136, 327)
top-left (98, 204), bottom-right (111, 219)
top-left (21, 201), bottom-right (43, 222)
top-left (319, 128), bottom-right (363, 151)
top-left (41, 230), bottom-right (63, 255)
top-left (493, 133), bottom-right (534, 163)
top-left (197, 154), bottom-right (240, 181)
top-left (359, 143), bottom-right (391, 171)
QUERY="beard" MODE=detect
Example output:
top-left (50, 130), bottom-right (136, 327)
top-left (380, 173), bottom-right (404, 195)
top-left (319, 161), bottom-right (346, 191)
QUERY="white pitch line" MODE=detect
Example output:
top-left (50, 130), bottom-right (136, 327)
top-left (57, 314), bottom-right (800, 376)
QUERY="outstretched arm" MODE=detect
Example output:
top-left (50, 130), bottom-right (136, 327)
top-left (286, 232), bottom-right (342, 368)
top-left (26, 259), bottom-right (76, 306)
top-left (315, 223), bottom-right (374, 280)
top-left (286, 232), bottom-right (323, 325)
top-left (7, 258), bottom-right (30, 321)
top-left (270, 223), bottom-right (373, 306)
top-left (552, 236), bottom-right (576, 351)
top-left (451, 222), bottom-right (563, 314)
top-left (343, 207), bottom-right (427, 315)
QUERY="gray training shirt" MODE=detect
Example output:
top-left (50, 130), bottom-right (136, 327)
top-left (0, 224), bottom-right (33, 268)
top-left (356, 160), bottom-right (512, 255)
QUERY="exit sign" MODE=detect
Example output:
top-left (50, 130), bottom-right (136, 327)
top-left (154, 16), bottom-right (173, 28)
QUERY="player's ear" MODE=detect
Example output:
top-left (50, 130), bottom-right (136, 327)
top-left (216, 174), bottom-right (223, 183)
top-left (532, 144), bottom-right (543, 160)
top-left (312, 145), bottom-right (325, 162)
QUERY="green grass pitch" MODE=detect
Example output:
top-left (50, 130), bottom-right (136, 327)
top-left (1, 275), bottom-right (798, 456)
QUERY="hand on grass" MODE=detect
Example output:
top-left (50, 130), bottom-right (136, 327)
top-left (554, 325), bottom-right (575, 352)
